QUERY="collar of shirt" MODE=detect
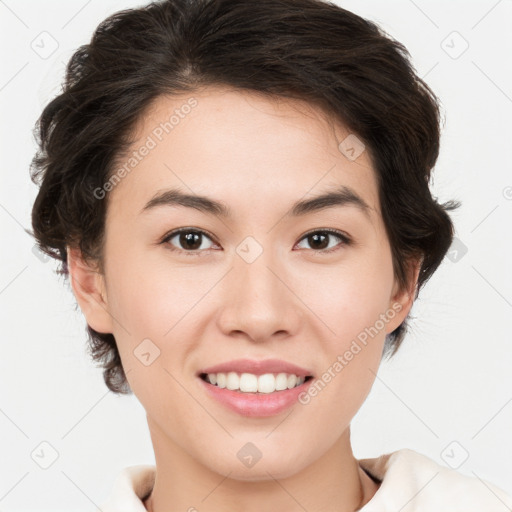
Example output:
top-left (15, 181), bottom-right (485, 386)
top-left (97, 448), bottom-right (512, 512)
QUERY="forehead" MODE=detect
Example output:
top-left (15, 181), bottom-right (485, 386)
top-left (107, 86), bottom-right (380, 224)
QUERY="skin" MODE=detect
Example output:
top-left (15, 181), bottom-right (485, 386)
top-left (68, 85), bottom-right (419, 512)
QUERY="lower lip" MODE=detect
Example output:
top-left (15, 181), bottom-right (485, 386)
top-left (198, 376), bottom-right (312, 417)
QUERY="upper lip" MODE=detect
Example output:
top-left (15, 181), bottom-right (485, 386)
top-left (198, 358), bottom-right (314, 377)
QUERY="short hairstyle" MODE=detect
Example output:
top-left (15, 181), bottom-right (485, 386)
top-left (29, 0), bottom-right (459, 394)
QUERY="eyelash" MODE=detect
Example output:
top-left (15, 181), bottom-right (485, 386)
top-left (159, 227), bottom-right (352, 256)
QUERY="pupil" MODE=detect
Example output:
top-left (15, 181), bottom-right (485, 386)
top-left (181, 232), bottom-right (201, 250)
top-left (310, 233), bottom-right (328, 250)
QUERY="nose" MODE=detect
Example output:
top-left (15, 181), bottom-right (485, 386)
top-left (216, 248), bottom-right (303, 343)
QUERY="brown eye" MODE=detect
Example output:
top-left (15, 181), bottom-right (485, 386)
top-left (162, 229), bottom-right (216, 254)
top-left (178, 231), bottom-right (203, 250)
top-left (296, 230), bottom-right (351, 253)
top-left (307, 233), bottom-right (330, 250)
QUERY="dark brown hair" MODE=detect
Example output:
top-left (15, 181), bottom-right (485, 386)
top-left (29, 0), bottom-right (459, 394)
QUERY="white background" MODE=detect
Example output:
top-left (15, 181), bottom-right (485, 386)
top-left (0, 0), bottom-right (511, 510)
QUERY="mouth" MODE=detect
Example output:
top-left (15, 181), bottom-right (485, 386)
top-left (198, 371), bottom-right (314, 417)
top-left (199, 372), bottom-right (314, 394)
top-left (196, 358), bottom-right (315, 416)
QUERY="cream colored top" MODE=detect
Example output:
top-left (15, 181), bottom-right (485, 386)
top-left (95, 448), bottom-right (512, 511)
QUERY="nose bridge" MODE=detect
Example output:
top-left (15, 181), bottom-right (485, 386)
top-left (236, 239), bottom-right (286, 311)
top-left (235, 233), bottom-right (281, 291)
top-left (217, 237), bottom-right (300, 341)
top-left (239, 252), bottom-right (279, 303)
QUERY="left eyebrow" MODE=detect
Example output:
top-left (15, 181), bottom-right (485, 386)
top-left (140, 185), bottom-right (372, 220)
top-left (289, 185), bottom-right (372, 220)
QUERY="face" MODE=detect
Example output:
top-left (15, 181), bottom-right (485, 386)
top-left (71, 86), bottom-right (416, 480)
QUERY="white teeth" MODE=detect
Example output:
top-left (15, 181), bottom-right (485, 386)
top-left (258, 373), bottom-right (275, 393)
top-left (240, 373), bottom-right (258, 392)
top-left (226, 371), bottom-right (239, 390)
top-left (287, 374), bottom-right (298, 389)
top-left (275, 373), bottom-right (288, 390)
top-left (216, 373), bottom-right (226, 388)
top-left (204, 372), bottom-right (308, 393)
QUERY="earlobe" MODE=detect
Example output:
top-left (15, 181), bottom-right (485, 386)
top-left (66, 246), bottom-right (113, 334)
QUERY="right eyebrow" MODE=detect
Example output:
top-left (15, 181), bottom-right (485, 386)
top-left (140, 188), bottom-right (232, 218)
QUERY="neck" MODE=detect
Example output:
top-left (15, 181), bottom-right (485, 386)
top-left (143, 417), bottom-right (379, 512)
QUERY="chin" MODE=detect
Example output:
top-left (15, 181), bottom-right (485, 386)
top-left (207, 447), bottom-right (312, 482)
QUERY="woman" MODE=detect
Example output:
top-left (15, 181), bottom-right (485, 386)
top-left (29, 0), bottom-right (512, 510)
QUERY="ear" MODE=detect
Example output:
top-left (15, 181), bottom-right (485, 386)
top-left (67, 246), bottom-right (114, 334)
top-left (385, 257), bottom-right (422, 334)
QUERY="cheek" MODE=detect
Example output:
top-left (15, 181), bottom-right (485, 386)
top-left (303, 248), bottom-right (395, 343)
top-left (103, 249), bottom-right (219, 394)
top-left (298, 248), bottom-right (394, 402)
top-left (105, 247), bottom-right (198, 336)
top-left (105, 259), bottom-right (196, 425)
top-left (298, 281), bottom-right (390, 440)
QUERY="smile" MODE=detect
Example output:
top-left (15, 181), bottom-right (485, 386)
top-left (198, 372), bottom-right (314, 417)
top-left (200, 372), bottom-right (312, 393)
